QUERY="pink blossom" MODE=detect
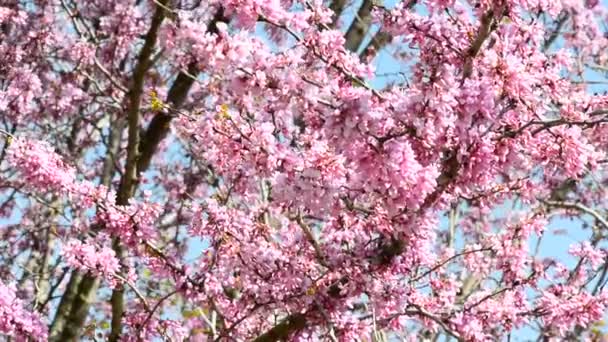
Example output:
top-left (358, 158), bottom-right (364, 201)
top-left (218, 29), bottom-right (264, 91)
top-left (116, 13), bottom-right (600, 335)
top-left (0, 282), bottom-right (47, 340)
top-left (62, 239), bottom-right (121, 283)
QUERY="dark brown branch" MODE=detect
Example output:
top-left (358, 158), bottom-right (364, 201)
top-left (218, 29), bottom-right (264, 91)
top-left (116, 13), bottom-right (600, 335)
top-left (136, 8), bottom-right (228, 173)
top-left (328, 0), bottom-right (347, 27)
top-left (462, 9), bottom-right (500, 80)
top-left (296, 214), bottom-right (329, 268)
top-left (359, 30), bottom-right (392, 61)
top-left (38, 266), bottom-right (70, 312)
top-left (252, 313), bottom-right (307, 342)
top-left (110, 2), bottom-right (168, 339)
top-left (343, 0), bottom-right (374, 52)
top-left (53, 275), bottom-right (100, 341)
top-left (543, 12), bottom-right (569, 52)
top-left (410, 248), bottom-right (491, 283)
top-left (359, 0), bottom-right (417, 61)
top-left (116, 2), bottom-right (167, 206)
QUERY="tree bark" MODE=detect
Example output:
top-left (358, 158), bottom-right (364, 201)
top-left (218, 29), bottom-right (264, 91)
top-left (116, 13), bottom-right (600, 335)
top-left (343, 0), bottom-right (374, 53)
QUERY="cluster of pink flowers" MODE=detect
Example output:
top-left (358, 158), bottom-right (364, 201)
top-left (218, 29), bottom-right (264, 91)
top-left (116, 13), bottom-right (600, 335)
top-left (536, 287), bottom-right (608, 336)
top-left (61, 238), bottom-right (121, 285)
top-left (6, 137), bottom-right (161, 245)
top-left (0, 282), bottom-right (47, 340)
top-left (6, 138), bottom-right (78, 195)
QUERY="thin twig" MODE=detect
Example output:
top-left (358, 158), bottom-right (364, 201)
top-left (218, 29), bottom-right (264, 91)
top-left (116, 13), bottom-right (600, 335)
top-left (542, 199), bottom-right (608, 231)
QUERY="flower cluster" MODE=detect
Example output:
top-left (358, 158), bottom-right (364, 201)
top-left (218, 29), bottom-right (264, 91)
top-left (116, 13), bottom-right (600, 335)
top-left (61, 238), bottom-right (121, 285)
top-left (0, 282), bottom-right (47, 341)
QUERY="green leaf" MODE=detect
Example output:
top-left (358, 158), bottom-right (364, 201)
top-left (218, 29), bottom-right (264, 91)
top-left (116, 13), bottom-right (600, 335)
top-left (182, 308), bottom-right (206, 319)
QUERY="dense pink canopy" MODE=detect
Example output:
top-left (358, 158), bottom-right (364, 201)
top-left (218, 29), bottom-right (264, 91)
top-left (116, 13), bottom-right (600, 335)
top-left (2, 0), bottom-right (608, 341)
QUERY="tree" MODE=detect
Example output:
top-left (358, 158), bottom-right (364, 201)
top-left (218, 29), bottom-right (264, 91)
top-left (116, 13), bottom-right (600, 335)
top-left (2, 0), bottom-right (608, 340)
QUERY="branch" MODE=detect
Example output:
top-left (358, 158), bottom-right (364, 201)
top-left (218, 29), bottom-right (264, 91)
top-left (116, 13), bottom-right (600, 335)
top-left (252, 313), bottom-right (307, 342)
top-left (296, 213), bottom-right (329, 268)
top-left (136, 7), bottom-right (228, 173)
top-left (541, 199), bottom-right (608, 231)
top-left (50, 2), bottom-right (170, 341)
top-left (407, 305), bottom-right (463, 341)
top-left (410, 248), bottom-right (491, 283)
top-left (109, 2), bottom-right (168, 340)
top-left (358, 1), bottom-right (417, 61)
top-left (364, 305), bottom-right (462, 341)
top-left (359, 30), bottom-right (392, 62)
top-left (343, 0), bottom-right (374, 52)
top-left (543, 12), bottom-right (569, 52)
top-left (462, 9), bottom-right (498, 79)
top-left (137, 290), bottom-right (179, 339)
top-left (259, 17), bottom-right (381, 99)
top-left (250, 10), bottom-right (506, 339)
top-left (328, 0), bottom-right (347, 27)
top-left (52, 275), bottom-right (101, 341)
top-left (50, 98), bottom-right (126, 342)
top-left (115, 2), bottom-right (166, 206)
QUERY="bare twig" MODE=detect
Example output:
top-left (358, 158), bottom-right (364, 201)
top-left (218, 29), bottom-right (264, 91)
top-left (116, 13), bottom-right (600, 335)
top-left (542, 199), bottom-right (608, 231)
